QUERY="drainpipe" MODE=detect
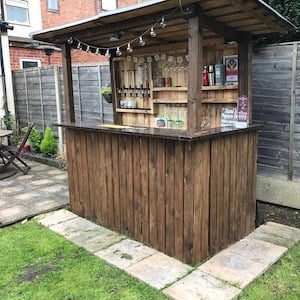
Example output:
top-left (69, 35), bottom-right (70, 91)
top-left (0, 1), bottom-right (14, 127)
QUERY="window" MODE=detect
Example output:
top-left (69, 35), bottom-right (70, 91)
top-left (20, 59), bottom-right (41, 69)
top-left (47, 0), bottom-right (59, 11)
top-left (102, 0), bottom-right (117, 11)
top-left (5, 0), bottom-right (29, 24)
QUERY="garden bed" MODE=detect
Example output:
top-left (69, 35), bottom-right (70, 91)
top-left (21, 152), bottom-right (64, 169)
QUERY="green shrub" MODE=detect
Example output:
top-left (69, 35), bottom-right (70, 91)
top-left (40, 126), bottom-right (57, 156)
top-left (29, 127), bottom-right (42, 153)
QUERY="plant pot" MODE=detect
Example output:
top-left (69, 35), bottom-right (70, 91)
top-left (103, 94), bottom-right (112, 103)
top-left (23, 145), bottom-right (30, 153)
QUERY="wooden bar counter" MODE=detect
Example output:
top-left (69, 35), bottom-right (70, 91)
top-left (61, 122), bottom-right (258, 265)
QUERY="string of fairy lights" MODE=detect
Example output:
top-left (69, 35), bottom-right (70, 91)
top-left (66, 6), bottom-right (182, 58)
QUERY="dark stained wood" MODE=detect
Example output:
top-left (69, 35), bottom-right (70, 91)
top-left (126, 136), bottom-right (135, 236)
top-left (67, 127), bottom-right (258, 266)
top-left (188, 16), bottom-right (203, 133)
top-left (183, 142), bottom-right (194, 264)
top-left (165, 140), bottom-right (176, 256)
top-left (140, 137), bottom-right (149, 244)
top-left (148, 138), bottom-right (158, 248)
top-left (174, 142), bottom-right (184, 260)
top-left (61, 44), bottom-right (75, 122)
top-left (157, 139), bottom-right (166, 252)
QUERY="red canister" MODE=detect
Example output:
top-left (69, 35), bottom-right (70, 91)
top-left (202, 66), bottom-right (209, 86)
top-left (165, 77), bottom-right (172, 87)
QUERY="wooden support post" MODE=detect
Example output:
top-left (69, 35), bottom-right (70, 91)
top-left (238, 34), bottom-right (252, 122)
top-left (110, 56), bottom-right (122, 124)
top-left (187, 16), bottom-right (203, 133)
top-left (61, 43), bottom-right (75, 122)
top-left (288, 43), bottom-right (297, 181)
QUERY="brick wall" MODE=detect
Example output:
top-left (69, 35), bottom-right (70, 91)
top-left (10, 47), bottom-right (108, 70)
top-left (41, 0), bottom-right (100, 29)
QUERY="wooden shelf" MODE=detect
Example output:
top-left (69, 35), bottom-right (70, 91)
top-left (202, 98), bottom-right (237, 104)
top-left (202, 85), bottom-right (238, 91)
top-left (116, 108), bottom-right (154, 114)
top-left (153, 99), bottom-right (187, 104)
top-left (152, 87), bottom-right (188, 92)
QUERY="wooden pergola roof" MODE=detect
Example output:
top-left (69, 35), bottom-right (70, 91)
top-left (33, 0), bottom-right (295, 52)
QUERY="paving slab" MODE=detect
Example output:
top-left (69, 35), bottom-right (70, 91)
top-left (35, 209), bottom-right (78, 227)
top-left (48, 216), bottom-right (124, 251)
top-left (95, 239), bottom-right (157, 269)
top-left (163, 269), bottom-right (242, 300)
top-left (228, 236), bottom-right (287, 266)
top-left (199, 249), bottom-right (268, 289)
top-left (249, 222), bottom-right (300, 248)
top-left (125, 252), bottom-right (192, 289)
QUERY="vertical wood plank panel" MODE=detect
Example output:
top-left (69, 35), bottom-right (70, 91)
top-left (126, 136), bottom-right (135, 236)
top-left (149, 138), bottom-right (158, 248)
top-left (174, 142), bottom-right (184, 260)
top-left (157, 139), bottom-right (166, 252)
top-left (166, 140), bottom-right (175, 256)
top-left (112, 135), bottom-right (121, 231)
top-left (183, 142), bottom-right (194, 264)
top-left (140, 137), bottom-right (149, 243)
top-left (118, 135), bottom-right (128, 232)
top-left (133, 138), bottom-right (142, 240)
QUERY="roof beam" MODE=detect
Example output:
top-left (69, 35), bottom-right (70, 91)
top-left (53, 5), bottom-right (197, 44)
top-left (198, 5), bottom-right (242, 41)
top-left (225, 0), bottom-right (288, 33)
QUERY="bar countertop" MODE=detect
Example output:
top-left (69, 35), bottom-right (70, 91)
top-left (57, 122), bottom-right (261, 142)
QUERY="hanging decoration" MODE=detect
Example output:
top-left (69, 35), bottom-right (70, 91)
top-left (66, 5), bottom-right (182, 57)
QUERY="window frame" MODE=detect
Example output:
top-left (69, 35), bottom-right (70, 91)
top-left (47, 0), bottom-right (59, 12)
top-left (5, 0), bottom-right (30, 25)
top-left (20, 58), bottom-right (41, 69)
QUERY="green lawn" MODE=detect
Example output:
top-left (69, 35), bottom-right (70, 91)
top-left (0, 221), bottom-right (166, 300)
top-left (0, 220), bottom-right (299, 300)
top-left (239, 242), bottom-right (300, 299)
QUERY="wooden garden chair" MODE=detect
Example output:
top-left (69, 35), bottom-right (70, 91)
top-left (0, 124), bottom-right (33, 175)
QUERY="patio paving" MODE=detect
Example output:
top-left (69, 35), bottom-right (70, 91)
top-left (0, 160), bottom-right (69, 227)
top-left (36, 209), bottom-right (300, 300)
top-left (1, 160), bottom-right (300, 299)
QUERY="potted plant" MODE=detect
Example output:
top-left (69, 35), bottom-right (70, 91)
top-left (40, 126), bottom-right (58, 157)
top-left (29, 127), bottom-right (42, 153)
top-left (101, 86), bottom-right (113, 103)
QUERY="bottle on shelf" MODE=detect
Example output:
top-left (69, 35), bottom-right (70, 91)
top-left (215, 63), bottom-right (225, 86)
top-left (202, 66), bottom-right (209, 86)
top-left (208, 65), bottom-right (215, 86)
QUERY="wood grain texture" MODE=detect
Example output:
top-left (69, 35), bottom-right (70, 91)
top-left (67, 128), bottom-right (258, 265)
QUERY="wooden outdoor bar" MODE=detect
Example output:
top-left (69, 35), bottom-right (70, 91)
top-left (33, 0), bottom-right (293, 265)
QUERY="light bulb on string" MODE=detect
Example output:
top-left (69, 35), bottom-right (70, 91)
top-left (127, 43), bottom-right (133, 53)
top-left (95, 48), bottom-right (100, 55)
top-left (116, 47), bottom-right (122, 56)
top-left (67, 37), bottom-right (73, 44)
top-left (150, 27), bottom-right (156, 38)
top-left (77, 42), bottom-right (82, 50)
top-left (139, 36), bottom-right (146, 47)
top-left (160, 17), bottom-right (166, 28)
top-left (86, 46), bottom-right (91, 53)
top-left (105, 49), bottom-right (111, 58)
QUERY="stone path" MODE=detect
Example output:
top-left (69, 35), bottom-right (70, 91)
top-left (36, 209), bottom-right (300, 300)
top-left (0, 160), bottom-right (69, 227)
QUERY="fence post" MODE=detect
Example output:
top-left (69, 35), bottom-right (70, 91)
top-left (288, 43), bottom-right (298, 181)
top-left (98, 65), bottom-right (104, 122)
top-left (23, 69), bottom-right (30, 125)
top-left (76, 66), bottom-right (82, 122)
top-left (38, 68), bottom-right (45, 132)
top-left (54, 65), bottom-right (64, 155)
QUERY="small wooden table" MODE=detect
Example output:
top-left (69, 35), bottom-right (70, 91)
top-left (0, 130), bottom-right (17, 179)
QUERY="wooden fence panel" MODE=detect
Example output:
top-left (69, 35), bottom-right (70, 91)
top-left (252, 42), bottom-right (300, 181)
top-left (12, 64), bottom-right (113, 141)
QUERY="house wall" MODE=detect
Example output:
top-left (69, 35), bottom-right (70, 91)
top-left (5, 0), bottom-right (42, 38)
